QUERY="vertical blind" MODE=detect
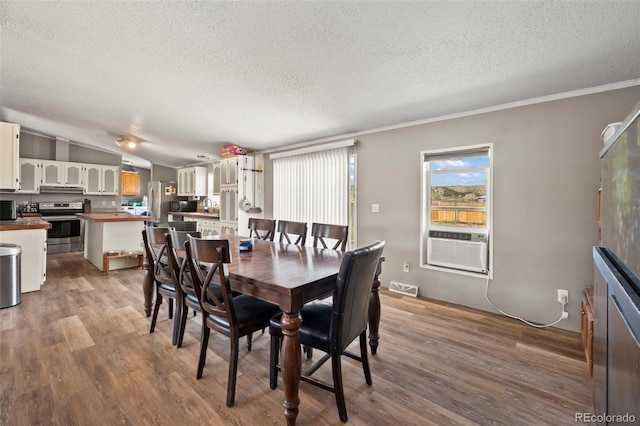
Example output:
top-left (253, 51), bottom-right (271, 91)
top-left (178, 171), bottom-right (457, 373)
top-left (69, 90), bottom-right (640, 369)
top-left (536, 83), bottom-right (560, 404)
top-left (273, 147), bottom-right (350, 243)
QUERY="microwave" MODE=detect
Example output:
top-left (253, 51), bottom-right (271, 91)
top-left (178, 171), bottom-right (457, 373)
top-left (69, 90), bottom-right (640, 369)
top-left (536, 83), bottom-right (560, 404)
top-left (0, 200), bottom-right (17, 221)
top-left (170, 200), bottom-right (198, 212)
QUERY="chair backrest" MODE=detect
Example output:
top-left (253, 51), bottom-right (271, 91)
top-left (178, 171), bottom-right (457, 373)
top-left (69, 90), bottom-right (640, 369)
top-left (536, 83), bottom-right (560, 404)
top-left (165, 229), bottom-right (202, 296)
top-left (248, 218), bottom-right (276, 241)
top-left (331, 240), bottom-right (385, 352)
top-left (276, 220), bottom-right (308, 246)
top-left (142, 225), bottom-right (173, 282)
top-left (311, 223), bottom-right (349, 251)
top-left (185, 235), bottom-right (237, 328)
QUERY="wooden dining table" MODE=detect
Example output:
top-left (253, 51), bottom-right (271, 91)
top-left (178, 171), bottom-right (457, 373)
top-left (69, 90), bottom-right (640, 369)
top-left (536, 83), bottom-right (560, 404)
top-left (142, 234), bottom-right (384, 425)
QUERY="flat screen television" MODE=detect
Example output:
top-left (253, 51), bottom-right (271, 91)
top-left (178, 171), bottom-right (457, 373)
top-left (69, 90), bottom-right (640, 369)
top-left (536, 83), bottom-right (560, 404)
top-left (600, 99), bottom-right (640, 294)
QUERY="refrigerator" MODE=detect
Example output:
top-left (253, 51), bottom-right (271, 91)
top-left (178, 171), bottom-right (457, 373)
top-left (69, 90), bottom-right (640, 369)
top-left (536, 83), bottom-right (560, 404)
top-left (592, 99), bottom-right (640, 423)
top-left (147, 181), bottom-right (184, 223)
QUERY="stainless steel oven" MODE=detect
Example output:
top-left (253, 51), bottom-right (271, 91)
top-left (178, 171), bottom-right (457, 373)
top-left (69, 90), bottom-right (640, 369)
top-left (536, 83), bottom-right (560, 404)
top-left (39, 202), bottom-right (85, 254)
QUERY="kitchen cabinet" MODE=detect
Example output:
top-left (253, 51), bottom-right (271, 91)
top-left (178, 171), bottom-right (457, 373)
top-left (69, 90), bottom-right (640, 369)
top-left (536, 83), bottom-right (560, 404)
top-left (40, 160), bottom-right (84, 187)
top-left (219, 188), bottom-right (238, 222)
top-left (219, 157), bottom-right (238, 187)
top-left (40, 160), bottom-right (65, 186)
top-left (212, 162), bottom-right (221, 194)
top-left (217, 155), bottom-right (264, 236)
top-left (0, 121), bottom-right (20, 191)
top-left (195, 218), bottom-right (221, 237)
top-left (178, 166), bottom-right (207, 196)
top-left (18, 158), bottom-right (41, 193)
top-left (0, 227), bottom-right (47, 292)
top-left (65, 162), bottom-right (84, 187)
top-left (121, 171), bottom-right (141, 195)
top-left (85, 164), bottom-right (119, 195)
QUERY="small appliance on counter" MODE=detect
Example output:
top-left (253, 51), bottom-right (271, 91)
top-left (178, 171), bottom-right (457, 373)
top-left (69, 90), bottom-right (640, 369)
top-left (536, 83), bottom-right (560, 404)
top-left (0, 200), bottom-right (17, 221)
top-left (169, 200), bottom-right (198, 212)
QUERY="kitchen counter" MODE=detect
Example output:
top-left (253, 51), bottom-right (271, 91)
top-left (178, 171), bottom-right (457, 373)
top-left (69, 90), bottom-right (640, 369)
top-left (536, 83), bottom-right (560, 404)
top-left (0, 217), bottom-right (52, 231)
top-left (168, 211), bottom-right (220, 219)
top-left (76, 212), bottom-right (155, 222)
top-left (81, 213), bottom-right (153, 272)
top-left (0, 218), bottom-right (50, 293)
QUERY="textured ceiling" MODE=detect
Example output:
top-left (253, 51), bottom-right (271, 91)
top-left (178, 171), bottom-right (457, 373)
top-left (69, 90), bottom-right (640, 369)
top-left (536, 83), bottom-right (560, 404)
top-left (1, 1), bottom-right (639, 169)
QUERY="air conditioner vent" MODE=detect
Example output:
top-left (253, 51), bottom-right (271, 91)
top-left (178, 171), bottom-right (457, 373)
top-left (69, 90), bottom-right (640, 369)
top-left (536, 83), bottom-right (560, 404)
top-left (427, 232), bottom-right (488, 273)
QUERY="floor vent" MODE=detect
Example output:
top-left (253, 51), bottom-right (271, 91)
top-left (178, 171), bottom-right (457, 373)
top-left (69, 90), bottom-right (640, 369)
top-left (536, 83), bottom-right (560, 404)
top-left (389, 281), bottom-right (419, 297)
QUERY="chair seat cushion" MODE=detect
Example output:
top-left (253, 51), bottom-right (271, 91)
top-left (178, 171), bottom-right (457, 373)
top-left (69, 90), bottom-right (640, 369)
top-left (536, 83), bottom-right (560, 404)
top-left (269, 300), bottom-right (332, 353)
top-left (207, 295), bottom-right (280, 334)
top-left (158, 282), bottom-right (176, 293)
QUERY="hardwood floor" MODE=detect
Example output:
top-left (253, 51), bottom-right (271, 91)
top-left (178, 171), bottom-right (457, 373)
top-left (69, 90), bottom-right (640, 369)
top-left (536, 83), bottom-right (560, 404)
top-left (1, 252), bottom-right (593, 425)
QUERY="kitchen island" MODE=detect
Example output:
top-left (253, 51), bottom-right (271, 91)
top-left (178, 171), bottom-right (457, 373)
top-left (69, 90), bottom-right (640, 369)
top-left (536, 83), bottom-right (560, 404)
top-left (77, 213), bottom-right (153, 273)
top-left (0, 217), bottom-right (51, 292)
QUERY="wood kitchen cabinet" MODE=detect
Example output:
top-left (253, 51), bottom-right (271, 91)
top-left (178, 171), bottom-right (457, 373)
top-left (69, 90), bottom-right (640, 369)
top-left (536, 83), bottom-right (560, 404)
top-left (121, 171), bottom-right (140, 195)
top-left (581, 287), bottom-right (594, 376)
top-left (0, 121), bottom-right (20, 191)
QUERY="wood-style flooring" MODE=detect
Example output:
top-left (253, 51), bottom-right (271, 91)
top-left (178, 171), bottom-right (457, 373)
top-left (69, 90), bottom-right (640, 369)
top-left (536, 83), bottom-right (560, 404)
top-left (0, 252), bottom-right (593, 425)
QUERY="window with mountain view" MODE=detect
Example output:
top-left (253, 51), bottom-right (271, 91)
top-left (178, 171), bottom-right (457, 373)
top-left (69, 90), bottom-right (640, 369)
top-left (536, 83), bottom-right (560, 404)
top-left (429, 154), bottom-right (489, 228)
top-left (421, 145), bottom-right (492, 276)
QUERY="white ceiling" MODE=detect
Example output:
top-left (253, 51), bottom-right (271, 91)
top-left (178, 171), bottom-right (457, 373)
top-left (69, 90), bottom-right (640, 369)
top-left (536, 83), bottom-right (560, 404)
top-left (1, 1), bottom-right (639, 169)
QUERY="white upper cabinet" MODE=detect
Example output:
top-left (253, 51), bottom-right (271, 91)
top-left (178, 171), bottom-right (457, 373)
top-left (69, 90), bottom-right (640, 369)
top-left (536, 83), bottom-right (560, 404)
top-left (0, 122), bottom-right (20, 191)
top-left (219, 157), bottom-right (238, 187)
top-left (65, 162), bottom-right (84, 187)
top-left (40, 160), bottom-right (66, 186)
top-left (84, 164), bottom-right (119, 195)
top-left (178, 166), bottom-right (207, 196)
top-left (18, 158), bottom-right (41, 193)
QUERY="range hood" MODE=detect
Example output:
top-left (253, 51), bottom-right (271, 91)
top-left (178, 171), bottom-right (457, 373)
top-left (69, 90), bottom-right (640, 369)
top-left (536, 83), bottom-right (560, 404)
top-left (39, 186), bottom-right (84, 194)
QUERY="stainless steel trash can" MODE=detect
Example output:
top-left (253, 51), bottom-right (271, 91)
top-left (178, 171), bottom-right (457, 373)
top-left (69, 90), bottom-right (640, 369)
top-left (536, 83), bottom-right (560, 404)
top-left (0, 243), bottom-right (21, 309)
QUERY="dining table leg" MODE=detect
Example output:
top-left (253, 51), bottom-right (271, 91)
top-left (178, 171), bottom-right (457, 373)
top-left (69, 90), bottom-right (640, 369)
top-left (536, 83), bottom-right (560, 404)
top-left (280, 311), bottom-right (302, 425)
top-left (368, 257), bottom-right (384, 355)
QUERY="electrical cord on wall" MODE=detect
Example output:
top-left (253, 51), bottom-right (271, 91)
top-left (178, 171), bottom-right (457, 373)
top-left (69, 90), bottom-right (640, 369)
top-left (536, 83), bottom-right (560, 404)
top-left (484, 278), bottom-right (567, 328)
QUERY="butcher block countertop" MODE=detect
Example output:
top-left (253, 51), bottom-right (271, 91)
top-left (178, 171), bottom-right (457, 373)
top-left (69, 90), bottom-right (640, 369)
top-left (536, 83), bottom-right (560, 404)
top-left (169, 211), bottom-right (220, 219)
top-left (76, 213), bottom-right (155, 223)
top-left (0, 217), bottom-right (52, 231)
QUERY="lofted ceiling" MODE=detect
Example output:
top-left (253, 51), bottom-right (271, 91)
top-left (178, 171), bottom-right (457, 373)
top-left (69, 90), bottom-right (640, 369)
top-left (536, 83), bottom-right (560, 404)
top-left (1, 1), bottom-right (639, 169)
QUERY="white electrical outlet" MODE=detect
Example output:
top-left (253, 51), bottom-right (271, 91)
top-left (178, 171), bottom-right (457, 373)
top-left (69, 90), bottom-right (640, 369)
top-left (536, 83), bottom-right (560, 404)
top-left (557, 289), bottom-right (569, 304)
top-left (372, 204), bottom-right (380, 213)
top-left (403, 261), bottom-right (410, 272)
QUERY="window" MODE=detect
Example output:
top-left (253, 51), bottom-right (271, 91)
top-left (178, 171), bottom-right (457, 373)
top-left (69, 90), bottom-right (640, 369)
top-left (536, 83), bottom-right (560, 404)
top-left (272, 142), bottom-right (356, 248)
top-left (420, 144), bottom-right (492, 277)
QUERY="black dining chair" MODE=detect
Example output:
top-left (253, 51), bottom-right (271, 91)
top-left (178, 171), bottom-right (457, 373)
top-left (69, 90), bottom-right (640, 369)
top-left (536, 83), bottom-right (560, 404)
top-left (143, 225), bottom-right (178, 342)
top-left (165, 229), bottom-right (202, 348)
top-left (248, 218), bottom-right (276, 241)
top-left (185, 235), bottom-right (281, 407)
top-left (311, 222), bottom-right (349, 251)
top-left (276, 220), bottom-right (308, 246)
top-left (269, 240), bottom-right (385, 422)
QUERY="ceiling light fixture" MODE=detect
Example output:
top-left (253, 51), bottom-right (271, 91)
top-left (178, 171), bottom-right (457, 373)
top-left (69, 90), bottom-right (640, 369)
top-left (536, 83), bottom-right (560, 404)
top-left (116, 138), bottom-right (137, 149)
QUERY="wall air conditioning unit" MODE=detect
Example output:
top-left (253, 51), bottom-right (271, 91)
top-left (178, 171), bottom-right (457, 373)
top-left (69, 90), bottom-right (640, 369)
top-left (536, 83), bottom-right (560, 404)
top-left (427, 230), bottom-right (488, 274)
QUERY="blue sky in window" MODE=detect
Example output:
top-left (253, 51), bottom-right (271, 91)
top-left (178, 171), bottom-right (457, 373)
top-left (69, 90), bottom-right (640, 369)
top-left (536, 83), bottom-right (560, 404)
top-left (430, 157), bottom-right (489, 186)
